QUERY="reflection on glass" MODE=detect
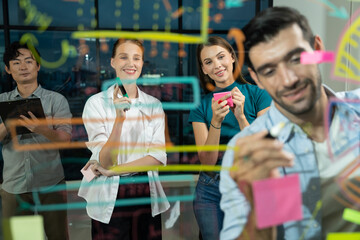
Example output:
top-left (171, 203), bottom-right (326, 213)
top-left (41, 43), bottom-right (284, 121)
top-left (182, 0), bottom-right (256, 30)
top-left (98, 0), bottom-right (178, 30)
top-left (8, 0), bottom-right (95, 28)
top-left (0, 0), bottom-right (271, 180)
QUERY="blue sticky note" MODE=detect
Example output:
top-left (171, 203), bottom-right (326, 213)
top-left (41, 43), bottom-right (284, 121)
top-left (225, 0), bottom-right (243, 8)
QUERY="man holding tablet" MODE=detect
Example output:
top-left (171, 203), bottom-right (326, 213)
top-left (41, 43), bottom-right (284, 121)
top-left (0, 41), bottom-right (72, 240)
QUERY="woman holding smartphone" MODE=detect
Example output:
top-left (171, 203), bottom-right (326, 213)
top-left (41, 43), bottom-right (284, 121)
top-left (188, 36), bottom-right (272, 239)
top-left (78, 39), bottom-right (169, 240)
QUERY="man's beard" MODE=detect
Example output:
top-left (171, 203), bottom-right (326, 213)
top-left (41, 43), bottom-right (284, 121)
top-left (272, 74), bottom-right (322, 116)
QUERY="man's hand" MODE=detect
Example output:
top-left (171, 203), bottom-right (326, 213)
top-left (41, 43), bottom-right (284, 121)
top-left (230, 131), bottom-right (294, 183)
top-left (0, 122), bottom-right (8, 141)
top-left (19, 111), bottom-right (49, 134)
top-left (231, 131), bottom-right (294, 240)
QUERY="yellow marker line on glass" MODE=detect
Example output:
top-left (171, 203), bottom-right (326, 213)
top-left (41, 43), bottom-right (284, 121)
top-left (72, 31), bottom-right (206, 44)
top-left (333, 9), bottom-right (360, 82)
top-left (343, 208), bottom-right (360, 225)
top-left (326, 232), bottom-right (360, 240)
top-left (298, 200), bottom-right (322, 240)
top-left (20, 33), bottom-right (77, 69)
top-left (110, 164), bottom-right (238, 173)
top-left (112, 144), bottom-right (238, 155)
top-left (72, 0), bottom-right (209, 44)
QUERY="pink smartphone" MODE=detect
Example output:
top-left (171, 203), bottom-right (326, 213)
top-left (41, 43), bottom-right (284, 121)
top-left (81, 167), bottom-right (96, 182)
top-left (213, 91), bottom-right (234, 107)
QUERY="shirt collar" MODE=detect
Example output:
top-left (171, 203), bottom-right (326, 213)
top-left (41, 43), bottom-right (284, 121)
top-left (11, 84), bottom-right (42, 99)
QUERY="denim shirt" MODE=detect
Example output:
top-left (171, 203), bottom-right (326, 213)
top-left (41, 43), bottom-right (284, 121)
top-left (219, 86), bottom-right (360, 240)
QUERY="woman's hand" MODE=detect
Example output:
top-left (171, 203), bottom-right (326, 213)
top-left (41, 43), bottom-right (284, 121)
top-left (211, 94), bottom-right (230, 128)
top-left (113, 85), bottom-right (131, 119)
top-left (230, 87), bottom-right (246, 121)
top-left (83, 160), bottom-right (116, 177)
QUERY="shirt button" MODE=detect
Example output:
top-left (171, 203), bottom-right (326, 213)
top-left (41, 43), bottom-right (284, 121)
top-left (313, 223), bottom-right (318, 228)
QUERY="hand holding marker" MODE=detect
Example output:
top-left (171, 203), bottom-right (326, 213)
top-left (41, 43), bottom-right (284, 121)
top-left (265, 122), bottom-right (288, 178)
top-left (265, 122), bottom-right (286, 139)
top-left (119, 84), bottom-right (130, 111)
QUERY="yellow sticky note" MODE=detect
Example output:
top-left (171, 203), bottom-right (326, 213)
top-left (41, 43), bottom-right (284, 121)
top-left (10, 215), bottom-right (45, 240)
top-left (326, 232), bottom-right (360, 240)
top-left (343, 208), bottom-right (360, 225)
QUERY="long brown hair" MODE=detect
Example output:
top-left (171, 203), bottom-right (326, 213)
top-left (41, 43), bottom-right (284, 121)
top-left (196, 36), bottom-right (247, 93)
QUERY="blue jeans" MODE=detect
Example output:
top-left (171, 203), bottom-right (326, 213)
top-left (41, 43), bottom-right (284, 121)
top-left (193, 172), bottom-right (224, 240)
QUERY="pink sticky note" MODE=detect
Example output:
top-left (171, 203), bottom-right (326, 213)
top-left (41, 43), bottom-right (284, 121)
top-left (213, 91), bottom-right (234, 107)
top-left (300, 51), bottom-right (334, 64)
top-left (81, 167), bottom-right (96, 182)
top-left (252, 174), bottom-right (303, 229)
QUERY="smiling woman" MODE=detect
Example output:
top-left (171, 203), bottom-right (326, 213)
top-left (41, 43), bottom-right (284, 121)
top-left (78, 39), bottom-right (170, 240)
top-left (188, 36), bottom-right (272, 239)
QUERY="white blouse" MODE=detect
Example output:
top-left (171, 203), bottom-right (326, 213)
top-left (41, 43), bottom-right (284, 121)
top-left (78, 84), bottom-right (170, 224)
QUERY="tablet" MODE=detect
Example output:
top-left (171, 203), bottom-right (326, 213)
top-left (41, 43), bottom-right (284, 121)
top-left (0, 98), bottom-right (46, 135)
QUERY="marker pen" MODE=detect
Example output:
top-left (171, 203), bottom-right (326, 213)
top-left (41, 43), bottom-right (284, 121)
top-left (119, 85), bottom-right (129, 98)
top-left (265, 122), bottom-right (285, 139)
top-left (118, 84), bottom-right (130, 111)
top-left (265, 122), bottom-right (288, 176)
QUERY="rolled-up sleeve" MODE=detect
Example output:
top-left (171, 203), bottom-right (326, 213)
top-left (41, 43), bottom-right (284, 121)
top-left (147, 105), bottom-right (167, 165)
top-left (220, 134), bottom-right (251, 240)
top-left (53, 95), bottom-right (72, 134)
top-left (82, 96), bottom-right (109, 162)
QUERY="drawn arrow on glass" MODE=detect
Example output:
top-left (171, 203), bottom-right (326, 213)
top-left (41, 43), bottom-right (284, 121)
top-left (309, 0), bottom-right (349, 19)
top-left (20, 33), bottom-right (77, 69)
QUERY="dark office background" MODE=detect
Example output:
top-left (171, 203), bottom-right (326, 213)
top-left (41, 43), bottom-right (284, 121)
top-left (0, 0), bottom-right (272, 180)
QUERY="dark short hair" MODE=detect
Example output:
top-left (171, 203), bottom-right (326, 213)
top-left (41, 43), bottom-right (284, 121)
top-left (243, 7), bottom-right (314, 71)
top-left (111, 39), bottom-right (144, 60)
top-left (3, 41), bottom-right (41, 68)
top-left (196, 36), bottom-right (247, 93)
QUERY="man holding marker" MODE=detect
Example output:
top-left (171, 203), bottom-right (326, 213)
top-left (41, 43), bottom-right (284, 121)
top-left (219, 7), bottom-right (360, 240)
top-left (0, 42), bottom-right (72, 240)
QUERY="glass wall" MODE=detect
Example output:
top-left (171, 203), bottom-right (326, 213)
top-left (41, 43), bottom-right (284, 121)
top-left (0, 0), bottom-right (271, 239)
top-left (1, 0), bottom-right (271, 180)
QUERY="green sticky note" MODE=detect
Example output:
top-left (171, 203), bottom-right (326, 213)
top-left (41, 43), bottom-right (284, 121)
top-left (326, 233), bottom-right (360, 240)
top-left (10, 215), bottom-right (45, 240)
top-left (343, 208), bottom-right (360, 225)
top-left (2, 218), bottom-right (12, 240)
